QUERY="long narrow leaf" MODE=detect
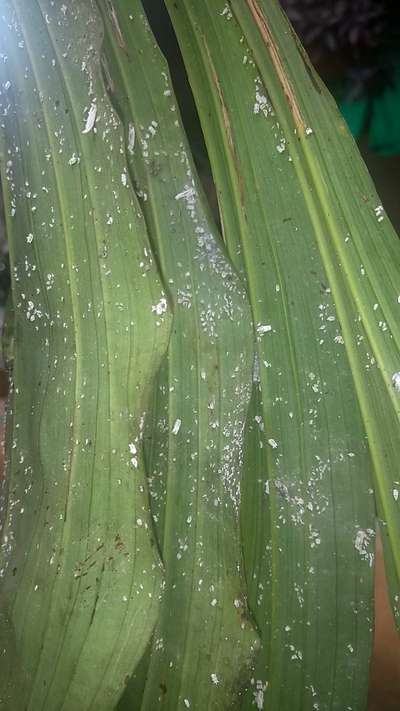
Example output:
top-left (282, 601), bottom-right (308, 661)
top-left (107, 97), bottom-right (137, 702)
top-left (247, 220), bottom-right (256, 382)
top-left (98, 1), bottom-right (259, 708)
top-left (165, 2), bottom-right (377, 709)
top-left (0, 1), bottom-right (171, 708)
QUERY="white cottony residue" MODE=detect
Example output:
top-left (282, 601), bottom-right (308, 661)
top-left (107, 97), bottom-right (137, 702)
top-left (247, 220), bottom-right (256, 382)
top-left (211, 673), bottom-right (219, 685)
top-left (354, 528), bottom-right (375, 567)
top-left (152, 297), bottom-right (168, 316)
top-left (252, 680), bottom-right (268, 710)
top-left (128, 122), bottom-right (136, 154)
top-left (82, 101), bottom-right (97, 134)
top-left (392, 372), bottom-right (400, 392)
top-left (172, 418), bottom-right (181, 435)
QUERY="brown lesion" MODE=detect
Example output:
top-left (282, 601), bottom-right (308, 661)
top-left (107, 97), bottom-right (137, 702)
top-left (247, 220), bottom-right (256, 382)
top-left (244, 0), bottom-right (305, 132)
top-left (202, 37), bottom-right (245, 206)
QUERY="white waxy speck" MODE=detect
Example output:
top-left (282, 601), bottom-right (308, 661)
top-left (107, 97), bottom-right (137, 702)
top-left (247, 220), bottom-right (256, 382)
top-left (68, 153), bottom-right (80, 166)
top-left (392, 372), bottom-right (400, 392)
top-left (121, 171), bottom-right (128, 186)
top-left (152, 297), bottom-right (168, 316)
top-left (172, 418), bottom-right (181, 435)
top-left (211, 673), bottom-right (219, 685)
top-left (82, 101), bottom-right (97, 134)
top-left (257, 323), bottom-right (272, 335)
top-left (175, 187), bottom-right (196, 201)
top-left (129, 442), bottom-right (138, 469)
top-left (184, 701), bottom-right (190, 709)
top-left (268, 438), bottom-right (278, 449)
top-left (136, 518), bottom-right (143, 527)
top-left (305, 127), bottom-right (313, 135)
top-left (128, 122), bottom-right (136, 153)
top-left (211, 598), bottom-right (217, 607)
top-left (393, 488), bottom-right (399, 502)
top-left (26, 233), bottom-right (33, 243)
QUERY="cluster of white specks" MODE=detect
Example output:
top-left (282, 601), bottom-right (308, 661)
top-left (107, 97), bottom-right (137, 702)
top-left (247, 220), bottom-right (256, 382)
top-left (305, 127), bottom-right (313, 136)
top-left (129, 442), bottom-right (138, 469)
top-left (68, 152), bottom-right (80, 166)
top-left (175, 186), bottom-right (196, 202)
top-left (45, 272), bottom-right (55, 290)
top-left (308, 524), bottom-right (321, 548)
top-left (276, 138), bottom-right (286, 153)
top-left (199, 306), bottom-right (217, 340)
top-left (26, 232), bottom-right (34, 243)
top-left (374, 204), bottom-right (384, 222)
top-left (177, 288), bottom-right (193, 309)
top-left (145, 120), bottom-right (158, 139)
top-left (26, 300), bottom-right (42, 322)
top-left (152, 297), bottom-right (168, 316)
top-left (251, 679), bottom-right (268, 710)
top-left (220, 3), bottom-right (233, 19)
top-left (82, 100), bottom-right (97, 134)
top-left (392, 372), bottom-right (400, 392)
top-left (289, 645), bottom-right (303, 661)
top-left (294, 582), bottom-right (304, 608)
top-left (176, 537), bottom-right (188, 560)
top-left (253, 77), bottom-right (273, 118)
top-left (354, 528), bottom-right (375, 567)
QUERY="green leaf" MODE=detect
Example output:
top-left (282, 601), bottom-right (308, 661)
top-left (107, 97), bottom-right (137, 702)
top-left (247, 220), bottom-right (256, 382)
top-left (98, 1), bottom-right (259, 708)
top-left (0, 1), bottom-right (171, 708)
top-left (165, 1), bottom-right (378, 709)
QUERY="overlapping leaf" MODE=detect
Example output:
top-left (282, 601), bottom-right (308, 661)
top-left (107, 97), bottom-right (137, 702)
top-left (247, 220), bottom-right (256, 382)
top-left (165, 1), bottom-right (378, 709)
top-left (97, 1), bottom-right (259, 708)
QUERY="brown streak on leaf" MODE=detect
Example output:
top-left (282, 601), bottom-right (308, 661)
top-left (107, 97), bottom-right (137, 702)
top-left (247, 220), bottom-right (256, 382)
top-left (202, 37), bottom-right (245, 205)
top-left (107, 1), bottom-right (126, 50)
top-left (245, 0), bottom-right (305, 131)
